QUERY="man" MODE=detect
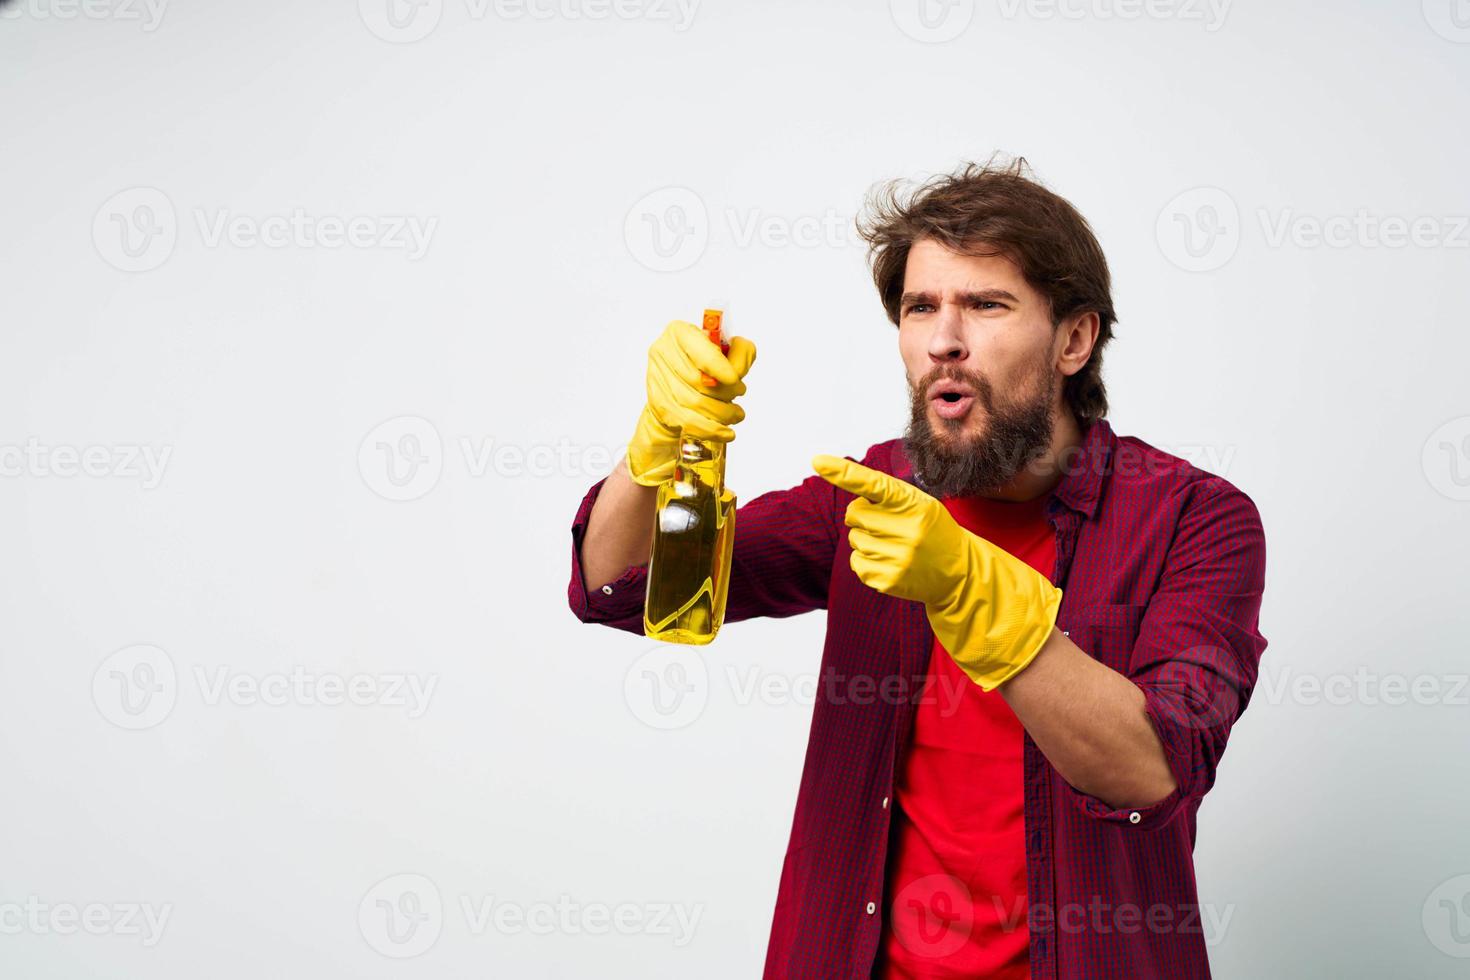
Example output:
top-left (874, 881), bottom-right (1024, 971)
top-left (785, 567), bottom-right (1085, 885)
top-left (567, 159), bottom-right (1268, 979)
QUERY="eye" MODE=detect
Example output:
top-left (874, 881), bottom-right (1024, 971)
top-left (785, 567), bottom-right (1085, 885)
top-left (903, 303), bottom-right (934, 315)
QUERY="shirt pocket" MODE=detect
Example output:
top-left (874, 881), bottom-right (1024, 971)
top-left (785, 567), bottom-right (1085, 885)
top-left (1066, 602), bottom-right (1146, 671)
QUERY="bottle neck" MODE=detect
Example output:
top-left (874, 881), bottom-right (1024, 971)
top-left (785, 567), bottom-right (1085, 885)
top-left (678, 435), bottom-right (723, 463)
top-left (676, 434), bottom-right (725, 491)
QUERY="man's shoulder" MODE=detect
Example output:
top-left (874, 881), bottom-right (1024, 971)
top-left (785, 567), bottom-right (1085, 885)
top-left (1106, 429), bottom-right (1261, 524)
top-left (845, 428), bottom-right (1262, 524)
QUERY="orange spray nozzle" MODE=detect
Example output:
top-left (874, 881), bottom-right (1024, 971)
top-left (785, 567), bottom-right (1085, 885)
top-left (699, 308), bottom-right (728, 387)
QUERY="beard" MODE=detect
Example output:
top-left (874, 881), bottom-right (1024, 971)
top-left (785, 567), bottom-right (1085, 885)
top-left (902, 352), bottom-right (1057, 499)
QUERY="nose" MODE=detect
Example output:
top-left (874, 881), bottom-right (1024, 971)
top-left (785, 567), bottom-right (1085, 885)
top-left (927, 302), bottom-right (968, 365)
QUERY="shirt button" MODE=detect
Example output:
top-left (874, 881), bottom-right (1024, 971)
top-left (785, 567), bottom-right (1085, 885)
top-left (865, 902), bottom-right (876, 915)
top-left (881, 796), bottom-right (889, 809)
top-left (1062, 630), bottom-right (1070, 637)
top-left (601, 584), bottom-right (614, 595)
top-left (1129, 811), bottom-right (1142, 824)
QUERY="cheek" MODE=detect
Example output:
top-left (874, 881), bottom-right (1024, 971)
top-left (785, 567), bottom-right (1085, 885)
top-left (897, 328), bottom-right (927, 379)
top-left (983, 327), bottom-right (1048, 384)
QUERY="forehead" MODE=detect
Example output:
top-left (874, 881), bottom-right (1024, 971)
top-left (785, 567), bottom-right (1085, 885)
top-left (903, 237), bottom-right (1035, 297)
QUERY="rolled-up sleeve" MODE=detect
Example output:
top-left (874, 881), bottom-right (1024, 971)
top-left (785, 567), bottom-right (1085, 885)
top-left (567, 476), bottom-right (649, 634)
top-left (566, 466), bottom-right (841, 637)
top-left (1067, 780), bottom-right (1189, 832)
top-left (1130, 480), bottom-right (1268, 817)
top-left (1055, 478), bottom-right (1267, 832)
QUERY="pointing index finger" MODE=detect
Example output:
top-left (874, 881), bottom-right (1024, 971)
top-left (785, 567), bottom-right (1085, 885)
top-left (810, 454), bottom-right (914, 508)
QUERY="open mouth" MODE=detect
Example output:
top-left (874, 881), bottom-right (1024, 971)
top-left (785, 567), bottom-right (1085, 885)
top-left (931, 391), bottom-right (975, 420)
top-left (929, 380), bottom-right (977, 420)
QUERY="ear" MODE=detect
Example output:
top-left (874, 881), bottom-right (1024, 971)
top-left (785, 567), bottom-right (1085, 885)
top-left (1055, 311), bottom-right (1100, 378)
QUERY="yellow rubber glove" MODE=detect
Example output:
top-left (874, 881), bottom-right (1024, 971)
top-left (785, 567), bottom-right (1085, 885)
top-left (811, 454), bottom-right (1064, 691)
top-left (626, 320), bottom-right (757, 487)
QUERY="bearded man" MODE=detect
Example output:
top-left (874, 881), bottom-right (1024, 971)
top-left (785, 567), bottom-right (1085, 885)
top-left (568, 159), bottom-right (1268, 979)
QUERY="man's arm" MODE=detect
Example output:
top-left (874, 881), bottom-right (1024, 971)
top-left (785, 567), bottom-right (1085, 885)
top-left (813, 454), bottom-right (1268, 824)
top-left (568, 451), bottom-right (844, 633)
top-left (999, 629), bottom-right (1176, 809)
top-left (580, 453), bottom-right (656, 592)
top-left (1002, 479), bottom-right (1268, 818)
top-left (567, 318), bottom-right (755, 630)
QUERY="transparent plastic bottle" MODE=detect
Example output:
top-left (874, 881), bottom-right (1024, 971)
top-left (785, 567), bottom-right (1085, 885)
top-left (643, 310), bottom-right (737, 645)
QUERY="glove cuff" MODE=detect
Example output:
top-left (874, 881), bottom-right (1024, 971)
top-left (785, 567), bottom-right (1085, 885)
top-left (930, 537), bottom-right (1065, 692)
top-left (964, 583), bottom-right (1063, 691)
top-left (626, 406), bottom-right (679, 486)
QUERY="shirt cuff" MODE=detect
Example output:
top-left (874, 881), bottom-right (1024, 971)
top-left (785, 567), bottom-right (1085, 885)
top-left (1062, 779), bottom-right (1187, 832)
top-left (567, 475), bottom-right (649, 625)
top-left (1056, 687), bottom-right (1195, 832)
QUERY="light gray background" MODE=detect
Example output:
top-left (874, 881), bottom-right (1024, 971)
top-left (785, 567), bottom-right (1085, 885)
top-left (2, 1), bottom-right (1468, 977)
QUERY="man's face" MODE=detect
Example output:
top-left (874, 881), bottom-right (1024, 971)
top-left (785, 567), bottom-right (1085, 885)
top-left (898, 237), bottom-right (1064, 498)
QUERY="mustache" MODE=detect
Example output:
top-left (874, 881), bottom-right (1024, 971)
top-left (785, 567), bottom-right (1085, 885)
top-left (909, 364), bottom-right (994, 410)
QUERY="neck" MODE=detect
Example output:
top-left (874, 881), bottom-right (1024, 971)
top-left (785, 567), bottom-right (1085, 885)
top-left (986, 405), bottom-right (1083, 503)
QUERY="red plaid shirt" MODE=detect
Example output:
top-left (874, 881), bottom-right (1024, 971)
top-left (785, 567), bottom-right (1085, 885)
top-left (567, 418), bottom-right (1268, 979)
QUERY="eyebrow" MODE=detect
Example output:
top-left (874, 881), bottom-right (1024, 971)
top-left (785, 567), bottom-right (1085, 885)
top-left (899, 288), bottom-right (1021, 308)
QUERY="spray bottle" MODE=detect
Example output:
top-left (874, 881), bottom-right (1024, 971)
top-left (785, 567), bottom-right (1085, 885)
top-left (643, 309), bottom-right (738, 645)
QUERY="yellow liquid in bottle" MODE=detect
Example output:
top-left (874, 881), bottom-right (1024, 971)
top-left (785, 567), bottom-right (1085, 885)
top-left (643, 438), bottom-right (736, 645)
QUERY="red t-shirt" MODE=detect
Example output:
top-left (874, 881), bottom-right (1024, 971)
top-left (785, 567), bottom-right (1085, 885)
top-left (876, 490), bottom-right (1056, 979)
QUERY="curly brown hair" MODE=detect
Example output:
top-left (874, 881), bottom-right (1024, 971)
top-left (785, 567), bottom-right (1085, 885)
top-left (857, 156), bottom-right (1116, 426)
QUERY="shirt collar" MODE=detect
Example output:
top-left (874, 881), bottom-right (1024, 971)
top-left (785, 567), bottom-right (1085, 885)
top-left (1049, 417), bottom-right (1114, 520)
top-left (893, 417), bottom-right (1115, 521)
